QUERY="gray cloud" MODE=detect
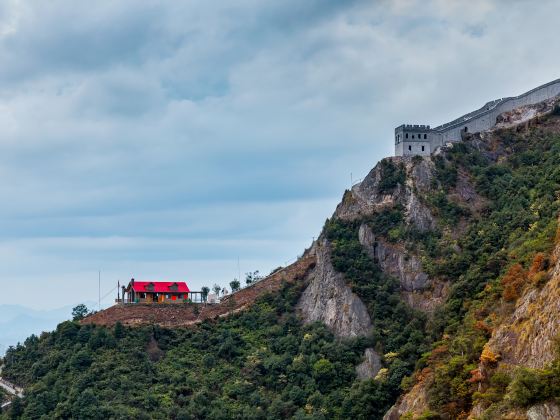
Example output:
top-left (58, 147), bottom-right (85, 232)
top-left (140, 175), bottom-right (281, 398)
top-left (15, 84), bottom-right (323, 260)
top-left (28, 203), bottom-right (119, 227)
top-left (0, 0), bottom-right (558, 308)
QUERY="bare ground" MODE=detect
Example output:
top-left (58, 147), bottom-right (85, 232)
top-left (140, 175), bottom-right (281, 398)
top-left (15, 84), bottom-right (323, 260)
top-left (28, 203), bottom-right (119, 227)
top-left (82, 254), bottom-right (316, 328)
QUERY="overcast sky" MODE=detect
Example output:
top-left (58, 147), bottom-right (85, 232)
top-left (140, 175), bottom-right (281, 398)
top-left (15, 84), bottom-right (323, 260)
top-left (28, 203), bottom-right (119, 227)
top-left (0, 0), bottom-right (558, 309)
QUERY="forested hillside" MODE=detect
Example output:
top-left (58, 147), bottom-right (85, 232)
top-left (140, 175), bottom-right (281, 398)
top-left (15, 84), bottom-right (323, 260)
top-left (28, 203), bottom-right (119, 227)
top-left (3, 105), bottom-right (560, 419)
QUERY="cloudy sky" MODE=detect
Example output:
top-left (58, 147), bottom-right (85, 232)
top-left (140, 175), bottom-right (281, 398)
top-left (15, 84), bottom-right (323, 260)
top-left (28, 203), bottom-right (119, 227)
top-left (0, 0), bottom-right (558, 309)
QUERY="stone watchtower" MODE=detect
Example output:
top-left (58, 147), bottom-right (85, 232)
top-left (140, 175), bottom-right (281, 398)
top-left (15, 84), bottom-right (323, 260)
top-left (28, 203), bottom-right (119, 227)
top-left (394, 124), bottom-right (432, 156)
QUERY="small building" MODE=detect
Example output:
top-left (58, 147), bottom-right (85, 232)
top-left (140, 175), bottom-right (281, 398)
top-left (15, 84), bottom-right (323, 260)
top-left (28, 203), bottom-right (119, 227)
top-left (123, 278), bottom-right (191, 303)
top-left (394, 124), bottom-right (432, 156)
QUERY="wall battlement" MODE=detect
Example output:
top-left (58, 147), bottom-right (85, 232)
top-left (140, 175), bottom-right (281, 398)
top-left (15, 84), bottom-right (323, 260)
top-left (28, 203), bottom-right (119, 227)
top-left (395, 78), bottom-right (560, 156)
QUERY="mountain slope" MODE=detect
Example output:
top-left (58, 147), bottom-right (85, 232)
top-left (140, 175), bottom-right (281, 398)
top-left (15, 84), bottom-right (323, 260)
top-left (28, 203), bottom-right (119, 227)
top-left (2, 100), bottom-right (560, 419)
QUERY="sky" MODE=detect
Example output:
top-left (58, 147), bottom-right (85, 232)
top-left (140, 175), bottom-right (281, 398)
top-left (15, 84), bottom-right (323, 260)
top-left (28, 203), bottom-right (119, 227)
top-left (0, 0), bottom-right (559, 310)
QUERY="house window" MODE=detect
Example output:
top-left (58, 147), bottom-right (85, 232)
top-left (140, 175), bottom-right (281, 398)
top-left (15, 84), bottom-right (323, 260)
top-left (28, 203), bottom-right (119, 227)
top-left (408, 145), bottom-right (412, 151)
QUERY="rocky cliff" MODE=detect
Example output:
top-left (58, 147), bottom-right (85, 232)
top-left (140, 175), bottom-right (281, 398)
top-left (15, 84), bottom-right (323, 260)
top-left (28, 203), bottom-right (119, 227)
top-left (381, 100), bottom-right (560, 420)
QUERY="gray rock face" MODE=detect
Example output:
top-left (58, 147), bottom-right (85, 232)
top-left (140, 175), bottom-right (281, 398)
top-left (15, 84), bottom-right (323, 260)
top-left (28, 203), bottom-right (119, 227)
top-left (405, 192), bottom-right (435, 232)
top-left (359, 224), bottom-right (426, 289)
top-left (335, 156), bottom-right (436, 233)
top-left (296, 242), bottom-right (372, 338)
top-left (355, 348), bottom-right (382, 380)
top-left (526, 402), bottom-right (560, 420)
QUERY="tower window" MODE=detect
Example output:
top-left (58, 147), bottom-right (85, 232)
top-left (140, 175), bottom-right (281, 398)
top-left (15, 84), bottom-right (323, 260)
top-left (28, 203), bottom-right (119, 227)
top-left (422, 146), bottom-right (425, 151)
top-left (408, 145), bottom-right (412, 151)
top-left (424, 134), bottom-right (427, 139)
top-left (406, 133), bottom-right (409, 139)
top-left (412, 135), bottom-right (415, 139)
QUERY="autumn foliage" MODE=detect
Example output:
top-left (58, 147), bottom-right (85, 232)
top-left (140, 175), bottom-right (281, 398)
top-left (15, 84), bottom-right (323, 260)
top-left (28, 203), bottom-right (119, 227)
top-left (528, 252), bottom-right (549, 286)
top-left (501, 263), bottom-right (526, 302)
top-left (480, 346), bottom-right (499, 365)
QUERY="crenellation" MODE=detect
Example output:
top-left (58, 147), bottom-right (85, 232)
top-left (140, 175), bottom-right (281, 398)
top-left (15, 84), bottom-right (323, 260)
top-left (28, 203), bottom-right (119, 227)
top-left (394, 78), bottom-right (560, 156)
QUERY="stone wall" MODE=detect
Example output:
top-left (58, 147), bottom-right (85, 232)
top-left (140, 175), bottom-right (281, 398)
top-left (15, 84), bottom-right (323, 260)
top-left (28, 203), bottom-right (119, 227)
top-left (395, 78), bottom-right (560, 156)
top-left (434, 78), bottom-right (560, 147)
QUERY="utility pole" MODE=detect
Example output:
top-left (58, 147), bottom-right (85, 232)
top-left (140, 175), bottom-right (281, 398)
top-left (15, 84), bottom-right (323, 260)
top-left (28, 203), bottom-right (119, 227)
top-left (98, 270), bottom-right (101, 311)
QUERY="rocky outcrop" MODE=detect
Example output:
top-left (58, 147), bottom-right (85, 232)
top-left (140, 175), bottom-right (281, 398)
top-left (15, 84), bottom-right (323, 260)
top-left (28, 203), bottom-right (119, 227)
top-left (358, 223), bottom-right (447, 312)
top-left (335, 157), bottom-right (436, 233)
top-left (481, 238), bottom-right (560, 371)
top-left (494, 97), bottom-right (560, 130)
top-left (356, 348), bottom-right (382, 380)
top-left (297, 242), bottom-right (381, 380)
top-left (297, 242), bottom-right (372, 338)
top-left (358, 224), bottom-right (428, 292)
top-left (526, 402), bottom-right (560, 420)
top-left (383, 376), bottom-right (432, 420)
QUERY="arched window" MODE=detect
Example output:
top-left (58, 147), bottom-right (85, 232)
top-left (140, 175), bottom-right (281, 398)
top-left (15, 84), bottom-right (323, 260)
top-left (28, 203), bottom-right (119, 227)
top-left (412, 135), bottom-right (415, 139)
top-left (408, 145), bottom-right (412, 151)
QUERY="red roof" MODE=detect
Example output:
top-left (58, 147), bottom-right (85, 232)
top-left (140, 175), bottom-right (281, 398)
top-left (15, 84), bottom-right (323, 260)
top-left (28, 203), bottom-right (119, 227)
top-left (130, 281), bottom-right (190, 293)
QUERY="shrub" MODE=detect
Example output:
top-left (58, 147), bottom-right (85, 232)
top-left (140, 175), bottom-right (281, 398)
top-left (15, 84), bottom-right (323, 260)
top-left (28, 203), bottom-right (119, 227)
top-left (500, 264), bottom-right (526, 302)
top-left (378, 159), bottom-right (406, 194)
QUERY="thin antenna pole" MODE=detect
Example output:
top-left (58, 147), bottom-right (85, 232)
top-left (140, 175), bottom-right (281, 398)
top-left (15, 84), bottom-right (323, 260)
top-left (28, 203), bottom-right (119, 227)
top-left (98, 270), bottom-right (101, 311)
top-left (350, 172), bottom-right (353, 188)
top-left (237, 257), bottom-right (241, 282)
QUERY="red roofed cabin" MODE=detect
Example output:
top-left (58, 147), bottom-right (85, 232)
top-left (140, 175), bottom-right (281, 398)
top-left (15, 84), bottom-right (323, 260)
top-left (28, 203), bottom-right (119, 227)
top-left (124, 278), bottom-right (191, 304)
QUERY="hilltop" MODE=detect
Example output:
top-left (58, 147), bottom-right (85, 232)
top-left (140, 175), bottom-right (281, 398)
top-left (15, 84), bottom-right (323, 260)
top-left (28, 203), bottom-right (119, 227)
top-left (82, 254), bottom-right (316, 328)
top-left (2, 98), bottom-right (560, 419)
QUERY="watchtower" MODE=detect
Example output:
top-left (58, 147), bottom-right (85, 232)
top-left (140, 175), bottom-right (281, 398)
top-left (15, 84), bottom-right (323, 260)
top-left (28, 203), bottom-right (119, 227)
top-left (394, 124), bottom-right (432, 156)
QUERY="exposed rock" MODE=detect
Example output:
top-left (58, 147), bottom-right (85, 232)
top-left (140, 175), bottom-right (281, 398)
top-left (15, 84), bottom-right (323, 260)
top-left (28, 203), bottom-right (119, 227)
top-left (358, 224), bottom-right (447, 312)
top-left (526, 402), bottom-right (560, 420)
top-left (405, 192), bottom-right (436, 232)
top-left (297, 242), bottom-right (372, 338)
top-left (410, 158), bottom-right (435, 194)
top-left (358, 224), bottom-right (428, 292)
top-left (466, 230), bottom-right (560, 419)
top-left (485, 242), bottom-right (560, 369)
top-left (383, 375), bottom-right (432, 420)
top-left (494, 97), bottom-right (560, 130)
top-left (356, 348), bottom-right (382, 380)
top-left (401, 281), bottom-right (449, 313)
top-left (335, 157), bottom-right (436, 234)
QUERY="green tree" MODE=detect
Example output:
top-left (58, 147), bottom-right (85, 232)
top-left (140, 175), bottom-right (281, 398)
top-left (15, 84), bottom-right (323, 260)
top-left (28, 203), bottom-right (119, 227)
top-left (201, 286), bottom-right (210, 303)
top-left (71, 304), bottom-right (90, 321)
top-left (230, 279), bottom-right (241, 292)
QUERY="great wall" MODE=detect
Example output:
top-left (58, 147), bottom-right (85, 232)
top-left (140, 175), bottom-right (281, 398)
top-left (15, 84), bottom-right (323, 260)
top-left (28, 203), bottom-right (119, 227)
top-left (395, 78), bottom-right (560, 156)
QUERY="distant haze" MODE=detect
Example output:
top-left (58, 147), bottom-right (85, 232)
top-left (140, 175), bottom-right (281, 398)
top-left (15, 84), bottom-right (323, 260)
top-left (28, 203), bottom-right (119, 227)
top-left (0, 303), bottom-right (98, 354)
top-left (0, 1), bottom-right (559, 308)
